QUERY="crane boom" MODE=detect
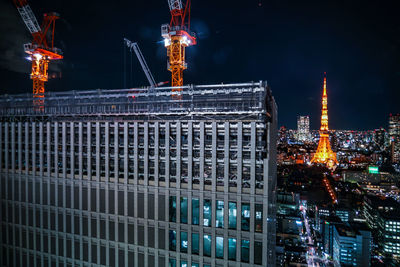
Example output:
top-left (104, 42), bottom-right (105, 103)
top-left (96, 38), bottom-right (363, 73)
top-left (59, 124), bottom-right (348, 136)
top-left (124, 38), bottom-right (156, 88)
top-left (13, 0), bottom-right (41, 34)
top-left (168, 0), bottom-right (183, 11)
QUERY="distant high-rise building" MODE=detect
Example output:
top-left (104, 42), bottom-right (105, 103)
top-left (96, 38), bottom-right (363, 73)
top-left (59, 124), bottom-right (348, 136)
top-left (0, 82), bottom-right (278, 266)
top-left (332, 223), bottom-right (371, 267)
top-left (374, 127), bottom-right (387, 150)
top-left (389, 114), bottom-right (400, 162)
top-left (296, 115), bottom-right (310, 142)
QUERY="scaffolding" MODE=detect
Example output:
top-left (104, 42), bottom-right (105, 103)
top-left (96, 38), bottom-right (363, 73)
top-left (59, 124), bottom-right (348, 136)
top-left (0, 82), bottom-right (274, 120)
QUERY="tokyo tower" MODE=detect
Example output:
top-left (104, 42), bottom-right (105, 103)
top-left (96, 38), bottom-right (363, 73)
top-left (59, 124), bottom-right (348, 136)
top-left (311, 72), bottom-right (338, 169)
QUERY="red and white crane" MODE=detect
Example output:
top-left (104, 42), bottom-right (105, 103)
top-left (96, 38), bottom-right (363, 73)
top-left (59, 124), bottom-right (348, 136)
top-left (162, 0), bottom-right (196, 99)
top-left (13, 0), bottom-right (63, 109)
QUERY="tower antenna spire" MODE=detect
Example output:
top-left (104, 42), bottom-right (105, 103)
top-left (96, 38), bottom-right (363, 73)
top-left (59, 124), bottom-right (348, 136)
top-left (311, 72), bottom-right (338, 169)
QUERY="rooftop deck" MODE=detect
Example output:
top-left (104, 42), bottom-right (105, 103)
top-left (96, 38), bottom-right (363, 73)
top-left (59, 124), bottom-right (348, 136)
top-left (0, 82), bottom-right (274, 120)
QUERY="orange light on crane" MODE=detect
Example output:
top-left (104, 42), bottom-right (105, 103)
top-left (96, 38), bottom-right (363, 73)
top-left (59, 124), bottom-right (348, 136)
top-left (162, 0), bottom-right (196, 99)
top-left (13, 0), bottom-right (63, 110)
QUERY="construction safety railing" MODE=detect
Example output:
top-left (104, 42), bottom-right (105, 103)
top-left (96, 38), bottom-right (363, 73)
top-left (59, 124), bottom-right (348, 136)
top-left (0, 82), bottom-right (273, 118)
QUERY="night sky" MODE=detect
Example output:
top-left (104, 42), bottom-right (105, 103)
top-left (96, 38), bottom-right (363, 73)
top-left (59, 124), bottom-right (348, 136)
top-left (1, 0), bottom-right (399, 130)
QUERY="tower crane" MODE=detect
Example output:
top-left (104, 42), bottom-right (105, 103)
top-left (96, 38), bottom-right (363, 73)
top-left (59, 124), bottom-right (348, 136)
top-left (13, 0), bottom-right (63, 109)
top-left (162, 0), bottom-right (196, 99)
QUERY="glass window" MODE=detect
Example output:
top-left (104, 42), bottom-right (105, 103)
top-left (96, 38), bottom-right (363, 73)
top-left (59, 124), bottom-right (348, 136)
top-left (192, 198), bottom-right (199, 225)
top-left (181, 260), bottom-right (187, 267)
top-left (228, 238), bottom-right (237, 261)
top-left (191, 263), bottom-right (199, 267)
top-left (169, 230), bottom-right (176, 251)
top-left (203, 234), bottom-right (212, 257)
top-left (192, 233), bottom-right (199, 254)
top-left (180, 197), bottom-right (188, 224)
top-left (203, 199), bottom-right (212, 227)
top-left (241, 203), bottom-right (250, 231)
top-left (181, 232), bottom-right (188, 253)
top-left (229, 202), bottom-right (237, 229)
top-left (255, 204), bottom-right (263, 233)
top-left (169, 196), bottom-right (176, 222)
top-left (254, 241), bottom-right (263, 265)
top-left (241, 239), bottom-right (250, 263)
top-left (169, 259), bottom-right (176, 267)
top-left (216, 200), bottom-right (224, 228)
top-left (216, 236), bottom-right (224, 259)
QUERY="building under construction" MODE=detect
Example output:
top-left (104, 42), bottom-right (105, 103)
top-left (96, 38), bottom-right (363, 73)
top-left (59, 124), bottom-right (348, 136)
top-left (0, 82), bottom-right (277, 266)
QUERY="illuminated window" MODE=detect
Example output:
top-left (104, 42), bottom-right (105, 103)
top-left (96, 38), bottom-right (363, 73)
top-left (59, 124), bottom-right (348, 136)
top-left (169, 230), bottom-right (176, 251)
top-left (169, 196), bottom-right (176, 222)
top-left (216, 200), bottom-right (224, 228)
top-left (216, 236), bottom-right (224, 259)
top-left (181, 260), bottom-right (187, 267)
top-left (203, 199), bottom-right (212, 227)
top-left (241, 203), bottom-right (250, 231)
top-left (169, 258), bottom-right (176, 267)
top-left (203, 234), bottom-right (212, 257)
top-left (228, 238), bottom-right (237, 260)
top-left (192, 198), bottom-right (199, 225)
top-left (229, 202), bottom-right (237, 229)
top-left (192, 233), bottom-right (199, 255)
top-left (181, 232), bottom-right (188, 253)
top-left (180, 197), bottom-right (188, 224)
top-left (255, 204), bottom-right (263, 233)
top-left (241, 239), bottom-right (250, 262)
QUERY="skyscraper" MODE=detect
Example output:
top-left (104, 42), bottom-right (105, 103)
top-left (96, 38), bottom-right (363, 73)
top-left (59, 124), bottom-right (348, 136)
top-left (0, 82), bottom-right (277, 266)
top-left (311, 73), bottom-right (338, 168)
top-left (389, 114), bottom-right (400, 163)
top-left (296, 115), bottom-right (310, 142)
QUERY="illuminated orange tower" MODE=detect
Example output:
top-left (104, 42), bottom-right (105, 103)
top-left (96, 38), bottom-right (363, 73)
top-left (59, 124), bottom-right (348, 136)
top-left (311, 73), bottom-right (338, 168)
top-left (162, 0), bottom-right (196, 99)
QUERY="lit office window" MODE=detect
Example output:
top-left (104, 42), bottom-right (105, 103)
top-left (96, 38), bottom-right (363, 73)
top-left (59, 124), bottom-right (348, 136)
top-left (241, 239), bottom-right (250, 262)
top-left (191, 263), bottom-right (199, 267)
top-left (181, 231), bottom-right (188, 253)
top-left (254, 241), bottom-right (262, 265)
top-left (181, 197), bottom-right (188, 224)
top-left (241, 203), bottom-right (250, 231)
top-left (203, 234), bottom-right (212, 257)
top-left (228, 238), bottom-right (237, 260)
top-left (216, 200), bottom-right (224, 228)
top-left (169, 196), bottom-right (176, 222)
top-left (203, 199), bottom-right (212, 227)
top-left (169, 259), bottom-right (176, 267)
top-left (255, 204), bottom-right (263, 233)
top-left (181, 260), bottom-right (187, 267)
top-left (192, 198), bottom-right (199, 225)
top-left (192, 233), bottom-right (199, 255)
top-left (216, 236), bottom-right (224, 259)
top-left (169, 230), bottom-right (176, 251)
top-left (229, 202), bottom-right (237, 229)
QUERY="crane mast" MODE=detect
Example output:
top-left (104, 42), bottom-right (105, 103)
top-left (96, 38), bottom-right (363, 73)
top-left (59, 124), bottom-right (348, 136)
top-left (13, 0), bottom-right (63, 110)
top-left (162, 0), bottom-right (196, 99)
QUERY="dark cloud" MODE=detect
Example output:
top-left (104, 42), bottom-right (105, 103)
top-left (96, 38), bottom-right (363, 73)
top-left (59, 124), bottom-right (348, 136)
top-left (0, 0), bottom-right (31, 73)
